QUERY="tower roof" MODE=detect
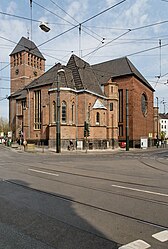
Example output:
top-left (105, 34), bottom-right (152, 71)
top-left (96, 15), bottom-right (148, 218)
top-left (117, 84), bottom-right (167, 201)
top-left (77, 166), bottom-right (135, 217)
top-left (10, 36), bottom-right (45, 60)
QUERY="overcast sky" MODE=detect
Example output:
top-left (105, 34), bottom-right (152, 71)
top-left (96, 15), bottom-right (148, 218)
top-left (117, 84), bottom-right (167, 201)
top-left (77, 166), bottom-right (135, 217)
top-left (0, 0), bottom-right (168, 118)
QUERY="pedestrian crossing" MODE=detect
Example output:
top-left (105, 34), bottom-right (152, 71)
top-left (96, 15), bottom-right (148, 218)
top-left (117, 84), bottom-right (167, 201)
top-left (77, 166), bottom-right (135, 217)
top-left (119, 240), bottom-right (150, 249)
top-left (152, 230), bottom-right (168, 242)
top-left (119, 230), bottom-right (168, 249)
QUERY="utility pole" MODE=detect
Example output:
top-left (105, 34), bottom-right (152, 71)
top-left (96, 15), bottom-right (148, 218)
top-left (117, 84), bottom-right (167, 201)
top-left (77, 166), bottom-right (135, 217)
top-left (56, 69), bottom-right (64, 153)
top-left (112, 114), bottom-right (114, 149)
top-left (126, 89), bottom-right (129, 151)
top-left (30, 0), bottom-right (32, 40)
top-left (159, 39), bottom-right (161, 78)
top-left (156, 97), bottom-right (159, 148)
top-left (79, 24), bottom-right (82, 58)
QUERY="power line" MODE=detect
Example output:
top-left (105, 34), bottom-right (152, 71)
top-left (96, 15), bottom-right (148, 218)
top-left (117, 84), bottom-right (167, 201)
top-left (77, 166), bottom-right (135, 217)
top-left (83, 30), bottom-right (131, 58)
top-left (34, 0), bottom-right (108, 44)
top-left (49, 0), bottom-right (78, 24)
top-left (126, 42), bottom-right (168, 57)
top-left (37, 0), bottom-right (127, 48)
top-left (0, 10), bottom-right (40, 23)
top-left (0, 10), bottom-right (72, 26)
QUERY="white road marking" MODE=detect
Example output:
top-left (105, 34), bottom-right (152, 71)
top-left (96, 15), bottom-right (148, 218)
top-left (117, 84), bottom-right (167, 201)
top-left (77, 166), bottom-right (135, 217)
top-left (152, 230), bottom-right (168, 242)
top-left (28, 168), bottom-right (59, 177)
top-left (111, 184), bottom-right (168, 197)
top-left (119, 239), bottom-right (151, 249)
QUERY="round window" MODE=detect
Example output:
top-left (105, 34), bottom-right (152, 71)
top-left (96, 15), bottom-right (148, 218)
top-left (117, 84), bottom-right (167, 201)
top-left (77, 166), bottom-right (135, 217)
top-left (141, 93), bottom-right (147, 116)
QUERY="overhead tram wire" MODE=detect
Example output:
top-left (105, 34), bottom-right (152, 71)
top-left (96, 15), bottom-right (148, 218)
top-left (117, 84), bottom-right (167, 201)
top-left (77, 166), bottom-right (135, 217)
top-left (83, 19), bottom-right (168, 59)
top-left (33, 1), bottom-right (101, 46)
top-left (34, 0), bottom-right (107, 43)
top-left (83, 17), bottom-right (168, 44)
top-left (33, 1), bottom-right (75, 27)
top-left (131, 19), bottom-right (168, 31)
top-left (49, 0), bottom-right (105, 41)
top-left (83, 29), bottom-right (131, 59)
top-left (36, 0), bottom-right (127, 48)
top-left (126, 42), bottom-right (168, 57)
top-left (0, 10), bottom-right (71, 28)
top-left (1, 7), bottom-right (168, 53)
top-left (1, 1), bottom-right (168, 77)
top-left (34, 0), bottom-right (100, 44)
top-left (48, 1), bottom-right (128, 56)
top-left (0, 10), bottom-right (40, 23)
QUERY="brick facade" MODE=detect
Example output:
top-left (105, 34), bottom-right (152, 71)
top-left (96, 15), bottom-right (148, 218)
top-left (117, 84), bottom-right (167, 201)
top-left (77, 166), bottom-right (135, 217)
top-left (115, 76), bottom-right (154, 147)
top-left (9, 37), bottom-right (155, 149)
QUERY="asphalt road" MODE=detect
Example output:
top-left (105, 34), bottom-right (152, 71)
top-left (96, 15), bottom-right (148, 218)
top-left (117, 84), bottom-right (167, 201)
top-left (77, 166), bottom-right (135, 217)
top-left (0, 145), bottom-right (168, 249)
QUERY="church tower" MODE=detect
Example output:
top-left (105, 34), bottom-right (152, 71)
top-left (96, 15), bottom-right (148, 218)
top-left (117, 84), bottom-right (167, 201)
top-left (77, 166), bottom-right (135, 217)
top-left (10, 36), bottom-right (45, 94)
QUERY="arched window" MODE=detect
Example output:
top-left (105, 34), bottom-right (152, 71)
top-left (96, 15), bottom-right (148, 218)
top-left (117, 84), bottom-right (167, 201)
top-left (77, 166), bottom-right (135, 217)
top-left (62, 101), bottom-right (66, 123)
top-left (88, 104), bottom-right (91, 123)
top-left (141, 93), bottom-right (148, 116)
top-left (72, 102), bottom-right (75, 123)
top-left (96, 112), bottom-right (100, 125)
top-left (53, 101), bottom-right (56, 123)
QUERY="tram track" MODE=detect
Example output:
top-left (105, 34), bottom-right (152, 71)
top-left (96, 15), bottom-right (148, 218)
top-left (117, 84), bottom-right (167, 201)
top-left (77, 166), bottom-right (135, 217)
top-left (138, 157), bottom-right (168, 173)
top-left (1, 158), bottom-right (168, 191)
top-left (1, 160), bottom-right (168, 210)
top-left (2, 178), bottom-right (168, 232)
top-left (1, 147), bottom-right (168, 246)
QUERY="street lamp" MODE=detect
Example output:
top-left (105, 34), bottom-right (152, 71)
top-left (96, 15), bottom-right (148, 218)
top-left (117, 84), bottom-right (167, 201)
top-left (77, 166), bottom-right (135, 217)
top-left (56, 69), bottom-right (65, 153)
top-left (39, 22), bottom-right (50, 32)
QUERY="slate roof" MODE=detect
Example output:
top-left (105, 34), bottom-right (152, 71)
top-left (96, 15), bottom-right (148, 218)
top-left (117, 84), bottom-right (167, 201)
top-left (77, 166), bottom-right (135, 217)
top-left (10, 54), bottom-right (153, 101)
top-left (92, 57), bottom-right (154, 92)
top-left (159, 113), bottom-right (168, 119)
top-left (10, 37), bottom-right (45, 60)
top-left (27, 63), bottom-right (62, 89)
top-left (9, 88), bottom-right (27, 100)
top-left (67, 54), bottom-right (104, 96)
top-left (27, 63), bottom-right (75, 90)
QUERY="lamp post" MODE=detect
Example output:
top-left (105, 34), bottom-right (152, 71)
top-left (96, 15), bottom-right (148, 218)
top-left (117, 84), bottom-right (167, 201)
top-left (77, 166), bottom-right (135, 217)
top-left (56, 69), bottom-right (64, 153)
top-left (126, 89), bottom-right (129, 151)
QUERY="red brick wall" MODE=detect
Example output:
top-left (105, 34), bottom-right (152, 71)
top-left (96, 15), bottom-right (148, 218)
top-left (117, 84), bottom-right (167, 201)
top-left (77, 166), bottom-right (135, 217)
top-left (10, 52), bottom-right (45, 94)
top-left (115, 75), bottom-right (154, 145)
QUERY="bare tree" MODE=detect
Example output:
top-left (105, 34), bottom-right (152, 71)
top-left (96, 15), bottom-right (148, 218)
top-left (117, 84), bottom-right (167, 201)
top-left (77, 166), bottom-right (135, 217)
top-left (0, 117), bottom-right (9, 135)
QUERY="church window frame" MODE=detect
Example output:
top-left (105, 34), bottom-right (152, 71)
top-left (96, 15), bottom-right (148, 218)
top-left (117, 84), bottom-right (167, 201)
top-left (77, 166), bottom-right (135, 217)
top-left (62, 101), bottom-right (67, 123)
top-left (34, 90), bottom-right (41, 130)
top-left (96, 112), bottom-right (100, 125)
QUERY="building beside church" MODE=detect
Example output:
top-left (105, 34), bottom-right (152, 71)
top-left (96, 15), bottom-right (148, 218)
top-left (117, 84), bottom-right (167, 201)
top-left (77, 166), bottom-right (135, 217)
top-left (8, 37), bottom-right (155, 149)
top-left (159, 113), bottom-right (168, 139)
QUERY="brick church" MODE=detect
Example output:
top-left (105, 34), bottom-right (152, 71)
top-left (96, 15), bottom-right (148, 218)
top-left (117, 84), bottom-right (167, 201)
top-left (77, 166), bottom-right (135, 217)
top-left (9, 37), bottom-right (155, 149)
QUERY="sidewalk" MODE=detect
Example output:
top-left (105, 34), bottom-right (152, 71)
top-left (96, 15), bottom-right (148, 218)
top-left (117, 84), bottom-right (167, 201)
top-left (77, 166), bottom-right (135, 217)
top-left (10, 143), bottom-right (167, 155)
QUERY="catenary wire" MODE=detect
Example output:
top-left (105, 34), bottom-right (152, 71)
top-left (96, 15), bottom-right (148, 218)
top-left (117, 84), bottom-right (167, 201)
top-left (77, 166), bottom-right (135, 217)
top-left (37, 0), bottom-right (127, 48)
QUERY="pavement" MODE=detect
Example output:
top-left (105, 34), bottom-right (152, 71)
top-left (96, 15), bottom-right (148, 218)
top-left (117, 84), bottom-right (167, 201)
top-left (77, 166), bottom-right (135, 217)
top-left (8, 142), bottom-right (168, 155)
